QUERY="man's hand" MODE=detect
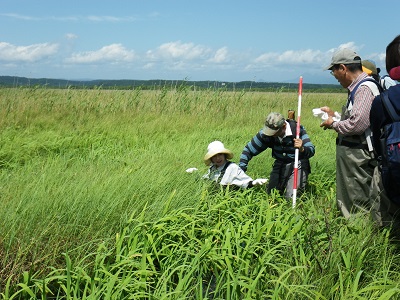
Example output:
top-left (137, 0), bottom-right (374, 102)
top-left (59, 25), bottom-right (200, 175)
top-left (320, 116), bottom-right (335, 130)
top-left (293, 138), bottom-right (304, 152)
top-left (320, 106), bottom-right (335, 117)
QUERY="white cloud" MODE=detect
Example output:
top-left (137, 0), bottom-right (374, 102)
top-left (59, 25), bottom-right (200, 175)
top-left (0, 42), bottom-right (59, 62)
top-left (254, 49), bottom-right (324, 66)
top-left (143, 42), bottom-right (237, 76)
top-left (147, 41), bottom-right (211, 61)
top-left (336, 42), bottom-right (358, 51)
top-left (66, 44), bottom-right (135, 64)
top-left (0, 37), bottom-right (387, 82)
top-left (208, 47), bottom-right (230, 63)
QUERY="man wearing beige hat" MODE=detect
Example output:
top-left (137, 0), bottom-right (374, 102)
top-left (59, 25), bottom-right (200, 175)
top-left (320, 48), bottom-right (383, 219)
top-left (239, 112), bottom-right (315, 200)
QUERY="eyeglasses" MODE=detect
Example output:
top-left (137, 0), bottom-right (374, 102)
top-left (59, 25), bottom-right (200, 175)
top-left (330, 64), bottom-right (343, 76)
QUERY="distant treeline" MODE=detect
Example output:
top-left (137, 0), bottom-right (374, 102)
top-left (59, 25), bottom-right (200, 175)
top-left (0, 76), bottom-right (344, 93)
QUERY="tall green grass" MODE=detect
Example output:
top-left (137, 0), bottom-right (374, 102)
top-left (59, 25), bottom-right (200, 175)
top-left (0, 86), bottom-right (399, 299)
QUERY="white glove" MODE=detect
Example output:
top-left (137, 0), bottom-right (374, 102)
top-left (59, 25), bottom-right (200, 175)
top-left (186, 167), bottom-right (198, 173)
top-left (312, 108), bottom-right (341, 122)
top-left (252, 178), bottom-right (268, 186)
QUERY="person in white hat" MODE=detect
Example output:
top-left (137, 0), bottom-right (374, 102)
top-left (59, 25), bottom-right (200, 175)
top-left (187, 140), bottom-right (267, 189)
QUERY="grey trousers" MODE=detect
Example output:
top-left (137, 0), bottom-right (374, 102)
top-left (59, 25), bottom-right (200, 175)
top-left (336, 145), bottom-right (375, 218)
top-left (267, 159), bottom-right (309, 200)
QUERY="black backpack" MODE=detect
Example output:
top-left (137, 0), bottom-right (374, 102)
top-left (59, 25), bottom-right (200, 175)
top-left (379, 92), bottom-right (400, 204)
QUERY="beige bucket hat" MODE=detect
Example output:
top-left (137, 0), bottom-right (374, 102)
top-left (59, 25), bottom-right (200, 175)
top-left (203, 141), bottom-right (234, 165)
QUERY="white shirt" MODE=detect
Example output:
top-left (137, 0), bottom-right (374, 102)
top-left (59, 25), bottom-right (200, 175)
top-left (381, 76), bottom-right (397, 90)
top-left (203, 161), bottom-right (253, 188)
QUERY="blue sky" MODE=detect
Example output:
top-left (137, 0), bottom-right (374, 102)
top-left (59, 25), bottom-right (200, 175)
top-left (1, 0), bottom-right (400, 84)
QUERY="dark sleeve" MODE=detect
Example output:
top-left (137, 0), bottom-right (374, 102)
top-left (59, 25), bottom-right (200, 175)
top-left (239, 129), bottom-right (272, 171)
top-left (299, 125), bottom-right (315, 159)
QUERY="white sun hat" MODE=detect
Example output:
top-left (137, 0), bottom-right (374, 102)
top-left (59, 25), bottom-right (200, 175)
top-left (203, 141), bottom-right (234, 166)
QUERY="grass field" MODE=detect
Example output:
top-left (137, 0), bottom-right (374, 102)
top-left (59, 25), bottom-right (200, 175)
top-left (0, 86), bottom-right (399, 299)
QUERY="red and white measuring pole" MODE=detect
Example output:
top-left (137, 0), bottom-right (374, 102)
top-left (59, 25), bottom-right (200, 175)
top-left (292, 76), bottom-right (303, 208)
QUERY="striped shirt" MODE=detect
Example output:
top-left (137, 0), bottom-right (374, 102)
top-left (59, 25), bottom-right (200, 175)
top-left (239, 120), bottom-right (315, 172)
top-left (332, 73), bottom-right (377, 135)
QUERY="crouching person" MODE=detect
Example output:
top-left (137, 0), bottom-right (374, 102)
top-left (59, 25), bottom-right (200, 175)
top-left (239, 112), bottom-right (315, 199)
top-left (187, 140), bottom-right (267, 189)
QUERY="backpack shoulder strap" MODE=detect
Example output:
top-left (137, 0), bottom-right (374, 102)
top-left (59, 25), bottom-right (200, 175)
top-left (381, 92), bottom-right (400, 122)
top-left (349, 78), bottom-right (383, 105)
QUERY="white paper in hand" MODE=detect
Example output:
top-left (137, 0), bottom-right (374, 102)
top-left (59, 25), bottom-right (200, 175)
top-left (312, 108), bottom-right (341, 121)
